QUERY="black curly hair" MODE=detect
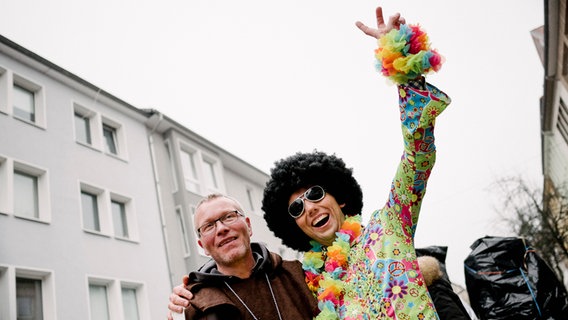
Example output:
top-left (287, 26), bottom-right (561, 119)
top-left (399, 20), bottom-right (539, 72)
top-left (261, 151), bottom-right (363, 252)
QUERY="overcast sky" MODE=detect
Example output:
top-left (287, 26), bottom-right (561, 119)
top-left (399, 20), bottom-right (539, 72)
top-left (1, 0), bottom-right (545, 286)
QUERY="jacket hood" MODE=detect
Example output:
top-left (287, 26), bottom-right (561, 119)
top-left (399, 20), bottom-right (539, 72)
top-left (188, 242), bottom-right (282, 285)
top-left (417, 255), bottom-right (443, 286)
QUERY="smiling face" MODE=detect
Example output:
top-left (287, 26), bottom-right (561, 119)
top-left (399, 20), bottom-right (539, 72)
top-left (195, 196), bottom-right (254, 275)
top-left (289, 187), bottom-right (346, 247)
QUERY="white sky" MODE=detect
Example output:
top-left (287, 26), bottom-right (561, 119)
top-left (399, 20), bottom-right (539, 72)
top-left (1, 0), bottom-right (545, 286)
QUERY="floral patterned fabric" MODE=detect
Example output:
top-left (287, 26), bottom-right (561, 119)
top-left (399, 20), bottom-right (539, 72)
top-left (339, 83), bottom-right (450, 319)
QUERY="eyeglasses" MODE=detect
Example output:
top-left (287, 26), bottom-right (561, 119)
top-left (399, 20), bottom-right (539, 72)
top-left (288, 185), bottom-right (326, 218)
top-left (197, 210), bottom-right (244, 237)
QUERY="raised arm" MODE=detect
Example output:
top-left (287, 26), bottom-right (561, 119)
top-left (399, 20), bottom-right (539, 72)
top-left (358, 6), bottom-right (450, 237)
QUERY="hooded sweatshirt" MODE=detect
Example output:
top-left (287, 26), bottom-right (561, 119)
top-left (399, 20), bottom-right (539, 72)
top-left (418, 256), bottom-right (472, 320)
top-left (185, 242), bottom-right (318, 320)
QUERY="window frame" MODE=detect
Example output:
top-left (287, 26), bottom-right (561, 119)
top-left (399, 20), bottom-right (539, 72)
top-left (201, 154), bottom-right (222, 194)
top-left (165, 141), bottom-right (179, 192)
top-left (177, 140), bottom-right (225, 196)
top-left (120, 280), bottom-right (146, 320)
top-left (73, 103), bottom-right (100, 148)
top-left (179, 147), bottom-right (200, 193)
top-left (175, 206), bottom-right (191, 257)
top-left (0, 265), bottom-right (56, 320)
top-left (0, 66), bottom-right (8, 114)
top-left (101, 116), bottom-right (127, 160)
top-left (12, 160), bottom-right (51, 223)
top-left (110, 192), bottom-right (138, 241)
top-left (13, 169), bottom-right (39, 219)
top-left (88, 278), bottom-right (113, 320)
top-left (87, 276), bottom-right (148, 320)
top-left (11, 73), bottom-right (46, 128)
top-left (0, 155), bottom-right (9, 215)
top-left (16, 276), bottom-right (44, 319)
top-left (12, 83), bottom-right (35, 122)
top-left (245, 185), bottom-right (262, 216)
top-left (80, 182), bottom-right (110, 236)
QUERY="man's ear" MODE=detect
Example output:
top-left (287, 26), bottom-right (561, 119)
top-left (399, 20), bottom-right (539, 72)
top-left (198, 239), bottom-right (210, 256)
top-left (245, 217), bottom-right (253, 237)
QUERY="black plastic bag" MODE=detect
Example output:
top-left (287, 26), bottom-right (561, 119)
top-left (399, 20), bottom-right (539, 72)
top-left (464, 236), bottom-right (568, 320)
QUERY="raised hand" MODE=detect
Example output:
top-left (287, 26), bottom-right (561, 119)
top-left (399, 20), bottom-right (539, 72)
top-left (355, 6), bottom-right (405, 39)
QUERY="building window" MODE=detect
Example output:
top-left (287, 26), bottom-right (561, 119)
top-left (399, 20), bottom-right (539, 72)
top-left (0, 156), bottom-right (8, 214)
top-left (12, 84), bottom-right (35, 122)
top-left (80, 184), bottom-right (137, 240)
top-left (101, 117), bottom-right (126, 159)
top-left (176, 207), bottom-right (191, 256)
top-left (12, 161), bottom-right (50, 222)
top-left (89, 284), bottom-right (110, 320)
top-left (11, 74), bottom-right (45, 127)
top-left (103, 124), bottom-right (118, 155)
top-left (165, 142), bottom-right (179, 192)
top-left (202, 158), bottom-right (219, 192)
top-left (180, 149), bottom-right (200, 193)
top-left (564, 43), bottom-right (568, 80)
top-left (0, 267), bottom-right (55, 320)
top-left (74, 107), bottom-right (94, 145)
top-left (87, 278), bottom-right (145, 320)
top-left (81, 190), bottom-right (101, 232)
top-left (0, 67), bottom-right (7, 114)
top-left (16, 277), bottom-right (43, 320)
top-left (111, 200), bottom-right (128, 238)
top-left (246, 186), bottom-right (259, 215)
top-left (73, 104), bottom-right (129, 159)
top-left (14, 170), bottom-right (39, 219)
top-left (178, 141), bottom-right (225, 196)
top-left (121, 287), bottom-right (140, 320)
top-left (75, 112), bottom-right (92, 144)
top-left (558, 99), bottom-right (568, 145)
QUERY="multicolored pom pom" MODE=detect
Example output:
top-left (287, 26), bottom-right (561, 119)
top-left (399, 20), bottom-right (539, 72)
top-left (375, 24), bottom-right (443, 84)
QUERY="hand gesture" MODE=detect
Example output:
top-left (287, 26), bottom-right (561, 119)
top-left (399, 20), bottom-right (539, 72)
top-left (355, 6), bottom-right (406, 39)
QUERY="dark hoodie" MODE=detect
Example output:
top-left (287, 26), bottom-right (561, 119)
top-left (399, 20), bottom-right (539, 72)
top-left (418, 256), bottom-right (472, 320)
top-left (185, 243), bottom-right (318, 320)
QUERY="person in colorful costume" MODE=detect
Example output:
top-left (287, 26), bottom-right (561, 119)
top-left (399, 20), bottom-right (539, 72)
top-left (261, 7), bottom-right (451, 319)
top-left (168, 5), bottom-right (450, 319)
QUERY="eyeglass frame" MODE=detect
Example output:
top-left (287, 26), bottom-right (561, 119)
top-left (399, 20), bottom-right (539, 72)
top-left (196, 210), bottom-right (245, 237)
top-left (288, 185), bottom-right (326, 219)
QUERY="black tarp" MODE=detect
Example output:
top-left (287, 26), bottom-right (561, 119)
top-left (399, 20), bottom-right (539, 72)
top-left (464, 236), bottom-right (568, 320)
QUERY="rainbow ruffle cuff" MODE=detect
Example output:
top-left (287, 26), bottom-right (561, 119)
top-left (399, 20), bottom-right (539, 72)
top-left (375, 24), bottom-right (443, 84)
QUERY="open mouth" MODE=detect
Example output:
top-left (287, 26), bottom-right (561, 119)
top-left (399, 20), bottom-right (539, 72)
top-left (313, 215), bottom-right (329, 228)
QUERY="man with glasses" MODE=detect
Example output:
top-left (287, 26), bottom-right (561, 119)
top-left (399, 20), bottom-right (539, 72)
top-left (167, 193), bottom-right (317, 319)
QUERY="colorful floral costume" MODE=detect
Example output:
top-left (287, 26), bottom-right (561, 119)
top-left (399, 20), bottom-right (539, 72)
top-left (304, 81), bottom-right (450, 320)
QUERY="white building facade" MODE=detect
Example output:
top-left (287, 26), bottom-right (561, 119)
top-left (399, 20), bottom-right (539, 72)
top-left (0, 34), bottom-right (296, 320)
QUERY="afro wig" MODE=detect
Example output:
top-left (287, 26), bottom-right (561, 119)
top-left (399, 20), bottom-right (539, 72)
top-left (261, 151), bottom-right (363, 252)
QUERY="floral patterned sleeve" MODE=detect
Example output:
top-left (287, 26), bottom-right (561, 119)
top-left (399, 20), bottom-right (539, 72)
top-left (375, 80), bottom-right (450, 239)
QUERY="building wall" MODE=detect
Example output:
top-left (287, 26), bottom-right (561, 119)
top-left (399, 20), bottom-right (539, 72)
top-left (0, 39), bottom-right (171, 319)
top-left (148, 122), bottom-right (300, 286)
top-left (543, 0), bottom-right (568, 287)
top-left (1, 34), bottom-right (302, 319)
top-left (548, 0), bottom-right (568, 191)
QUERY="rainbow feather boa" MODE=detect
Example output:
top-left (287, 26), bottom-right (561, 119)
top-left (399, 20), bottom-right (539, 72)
top-left (375, 24), bottom-right (443, 84)
top-left (302, 215), bottom-right (362, 319)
